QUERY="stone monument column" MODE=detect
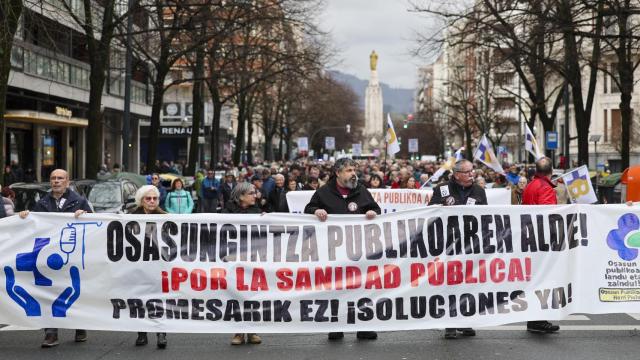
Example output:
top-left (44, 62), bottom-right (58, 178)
top-left (364, 50), bottom-right (384, 153)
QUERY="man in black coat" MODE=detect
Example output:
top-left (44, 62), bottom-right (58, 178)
top-left (19, 169), bottom-right (92, 348)
top-left (429, 159), bottom-right (486, 339)
top-left (304, 158), bottom-right (381, 341)
top-left (267, 174), bottom-right (289, 213)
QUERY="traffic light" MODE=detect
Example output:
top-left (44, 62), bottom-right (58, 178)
top-left (403, 120), bottom-right (408, 129)
top-left (346, 124), bottom-right (351, 133)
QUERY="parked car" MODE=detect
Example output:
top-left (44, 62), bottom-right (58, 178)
top-left (87, 179), bottom-right (139, 213)
top-left (9, 182), bottom-right (51, 212)
top-left (71, 179), bottom-right (96, 199)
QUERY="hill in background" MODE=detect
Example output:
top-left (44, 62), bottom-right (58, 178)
top-left (328, 70), bottom-right (415, 115)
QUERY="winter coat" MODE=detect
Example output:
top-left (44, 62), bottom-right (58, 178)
top-left (303, 178), bottom-right (381, 215)
top-left (130, 206), bottom-right (166, 215)
top-left (32, 188), bottom-right (92, 213)
top-left (221, 201), bottom-right (261, 214)
top-left (165, 189), bottom-right (194, 214)
top-left (522, 174), bottom-right (557, 205)
top-left (429, 180), bottom-right (488, 206)
top-left (268, 186), bottom-right (289, 213)
top-left (202, 177), bottom-right (220, 199)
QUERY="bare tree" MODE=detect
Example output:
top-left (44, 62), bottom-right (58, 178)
top-left (0, 0), bottom-right (23, 184)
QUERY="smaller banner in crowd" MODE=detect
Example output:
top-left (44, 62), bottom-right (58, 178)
top-left (286, 188), bottom-right (511, 214)
top-left (561, 165), bottom-right (598, 204)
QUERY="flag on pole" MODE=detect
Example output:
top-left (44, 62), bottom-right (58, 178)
top-left (421, 147), bottom-right (465, 188)
top-left (386, 114), bottom-right (400, 155)
top-left (474, 135), bottom-right (504, 174)
top-left (561, 165), bottom-right (598, 204)
top-left (454, 147), bottom-right (464, 161)
top-left (524, 124), bottom-right (544, 160)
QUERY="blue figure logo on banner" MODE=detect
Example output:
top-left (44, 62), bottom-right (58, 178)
top-left (4, 222), bottom-right (101, 317)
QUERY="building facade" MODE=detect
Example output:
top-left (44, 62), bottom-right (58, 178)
top-left (5, 4), bottom-right (152, 180)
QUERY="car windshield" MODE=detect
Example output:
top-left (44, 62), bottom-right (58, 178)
top-left (88, 183), bottom-right (122, 206)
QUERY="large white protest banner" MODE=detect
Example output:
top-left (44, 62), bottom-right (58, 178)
top-left (1, 206), bottom-right (640, 333)
top-left (286, 189), bottom-right (511, 214)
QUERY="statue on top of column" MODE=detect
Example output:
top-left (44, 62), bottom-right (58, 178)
top-left (370, 50), bottom-right (378, 71)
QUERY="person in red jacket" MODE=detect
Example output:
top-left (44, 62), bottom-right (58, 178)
top-left (522, 157), bottom-right (560, 334)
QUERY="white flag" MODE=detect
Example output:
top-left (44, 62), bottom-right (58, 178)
top-left (561, 165), bottom-right (598, 204)
top-left (386, 114), bottom-right (400, 155)
top-left (473, 135), bottom-right (504, 174)
top-left (524, 124), bottom-right (544, 160)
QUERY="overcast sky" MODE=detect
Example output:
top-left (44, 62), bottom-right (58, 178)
top-left (320, 0), bottom-right (434, 89)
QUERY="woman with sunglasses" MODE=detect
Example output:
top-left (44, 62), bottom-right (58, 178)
top-left (220, 182), bottom-right (263, 345)
top-left (130, 185), bottom-right (168, 349)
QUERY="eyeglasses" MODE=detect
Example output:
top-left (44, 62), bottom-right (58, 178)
top-left (152, 177), bottom-right (159, 180)
top-left (144, 196), bottom-right (158, 201)
top-left (50, 176), bottom-right (66, 181)
top-left (455, 170), bottom-right (475, 175)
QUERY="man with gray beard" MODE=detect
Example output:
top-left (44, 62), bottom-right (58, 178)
top-left (304, 157), bottom-right (381, 341)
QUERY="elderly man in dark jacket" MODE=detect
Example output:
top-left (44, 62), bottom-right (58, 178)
top-left (304, 157), bottom-right (381, 341)
top-left (267, 174), bottom-right (289, 212)
top-left (19, 168), bottom-right (92, 348)
top-left (429, 159), bottom-right (485, 339)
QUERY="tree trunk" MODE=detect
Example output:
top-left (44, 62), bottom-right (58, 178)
top-left (464, 110), bottom-right (473, 160)
top-left (278, 122), bottom-right (284, 161)
top-left (616, 11), bottom-right (633, 171)
top-left (233, 95), bottom-right (246, 165)
top-left (187, 46), bottom-right (205, 176)
top-left (146, 73), bottom-right (167, 173)
top-left (246, 106), bottom-right (254, 165)
top-left (210, 96), bottom-right (222, 167)
top-left (619, 75), bottom-right (633, 170)
top-left (86, 55), bottom-right (108, 179)
top-left (0, 0), bottom-right (22, 185)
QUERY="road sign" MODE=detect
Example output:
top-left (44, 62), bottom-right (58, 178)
top-left (408, 138), bottom-right (419, 153)
top-left (546, 131), bottom-right (558, 150)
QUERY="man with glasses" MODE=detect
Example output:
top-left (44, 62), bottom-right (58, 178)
top-left (18, 169), bottom-right (92, 348)
top-left (428, 159), bottom-right (487, 339)
top-left (201, 169), bottom-right (220, 213)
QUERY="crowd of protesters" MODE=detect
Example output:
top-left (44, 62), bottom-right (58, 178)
top-left (0, 155), bottom-right (596, 349)
top-left (0, 155), bottom-right (577, 221)
top-left (171, 156), bottom-right (564, 212)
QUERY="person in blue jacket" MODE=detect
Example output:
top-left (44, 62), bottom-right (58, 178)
top-left (164, 178), bottom-right (194, 214)
top-left (201, 170), bottom-right (220, 212)
top-left (18, 168), bottom-right (92, 348)
top-left (150, 173), bottom-right (167, 208)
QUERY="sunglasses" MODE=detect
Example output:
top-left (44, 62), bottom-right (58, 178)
top-left (144, 196), bottom-right (158, 201)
